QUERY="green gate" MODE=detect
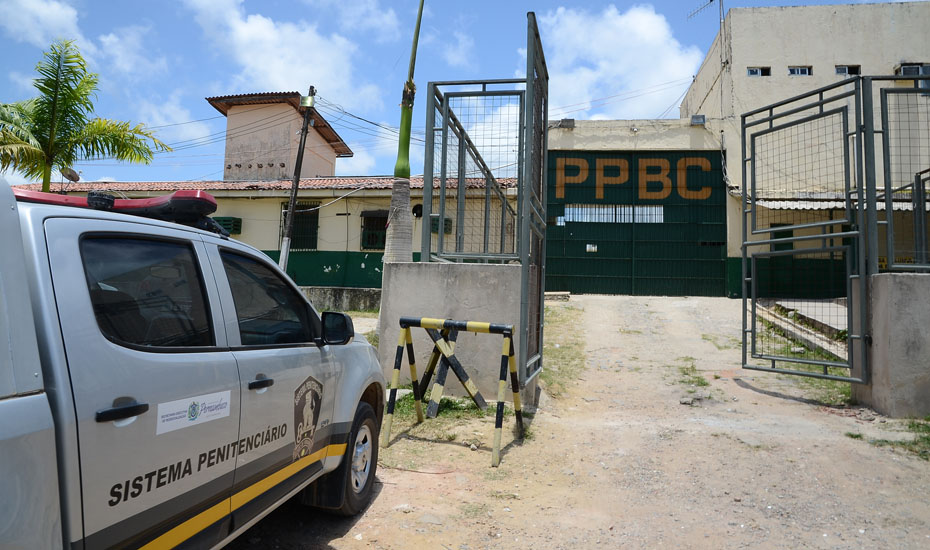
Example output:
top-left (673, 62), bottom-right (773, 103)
top-left (546, 150), bottom-right (726, 296)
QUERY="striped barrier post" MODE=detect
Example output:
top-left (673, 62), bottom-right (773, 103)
top-left (492, 333), bottom-right (524, 467)
top-left (381, 327), bottom-right (422, 448)
top-left (405, 327), bottom-right (425, 424)
top-left (381, 317), bottom-right (526, 466)
top-left (417, 329), bottom-right (448, 404)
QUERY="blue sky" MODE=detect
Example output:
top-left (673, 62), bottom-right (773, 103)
top-left (0, 0), bottom-right (896, 185)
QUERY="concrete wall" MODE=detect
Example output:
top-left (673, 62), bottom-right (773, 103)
top-left (548, 119), bottom-right (720, 152)
top-left (223, 104), bottom-right (336, 181)
top-left (301, 286), bottom-right (381, 312)
top-left (854, 273), bottom-right (930, 417)
top-left (378, 262), bottom-right (528, 403)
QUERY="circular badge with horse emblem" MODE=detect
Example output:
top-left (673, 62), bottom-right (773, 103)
top-left (293, 375), bottom-right (323, 461)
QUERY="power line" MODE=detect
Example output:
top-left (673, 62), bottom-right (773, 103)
top-left (548, 77), bottom-right (694, 118)
top-left (147, 115), bottom-right (223, 129)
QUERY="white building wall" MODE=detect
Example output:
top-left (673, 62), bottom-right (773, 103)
top-left (222, 104), bottom-right (336, 182)
top-left (211, 190), bottom-right (517, 255)
top-left (680, 1), bottom-right (930, 257)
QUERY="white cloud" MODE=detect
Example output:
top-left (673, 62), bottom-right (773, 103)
top-left (308, 0), bottom-right (400, 43)
top-left (0, 168), bottom-right (70, 186)
top-left (183, 0), bottom-right (381, 111)
top-left (335, 146), bottom-right (377, 176)
top-left (538, 5), bottom-right (702, 120)
top-left (98, 25), bottom-right (168, 79)
top-left (136, 92), bottom-right (214, 144)
top-left (443, 31), bottom-right (475, 70)
top-left (0, 169), bottom-right (32, 186)
top-left (0, 0), bottom-right (97, 57)
top-left (8, 71), bottom-right (34, 92)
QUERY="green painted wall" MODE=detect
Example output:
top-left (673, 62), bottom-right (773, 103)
top-left (262, 250), bottom-right (421, 288)
top-left (727, 257), bottom-right (741, 298)
top-left (546, 150), bottom-right (727, 296)
top-left (727, 256), bottom-right (848, 300)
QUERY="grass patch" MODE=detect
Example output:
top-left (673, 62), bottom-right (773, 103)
top-left (869, 417), bottom-right (930, 461)
top-left (541, 305), bottom-right (585, 398)
top-left (677, 358), bottom-right (709, 387)
top-left (702, 333), bottom-right (740, 351)
top-left (758, 319), bottom-right (853, 406)
top-left (390, 391), bottom-right (498, 422)
top-left (460, 502), bottom-right (490, 518)
top-left (845, 432), bottom-right (863, 439)
top-left (345, 309), bottom-right (380, 318)
top-left (794, 370), bottom-right (852, 406)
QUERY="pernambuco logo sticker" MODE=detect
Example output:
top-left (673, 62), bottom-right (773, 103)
top-left (156, 391), bottom-right (230, 435)
top-left (293, 375), bottom-right (322, 461)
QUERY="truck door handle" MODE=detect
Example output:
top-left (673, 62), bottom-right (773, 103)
top-left (248, 377), bottom-right (274, 390)
top-left (96, 401), bottom-right (149, 422)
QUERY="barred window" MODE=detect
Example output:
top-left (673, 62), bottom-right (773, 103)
top-left (360, 210), bottom-right (388, 250)
top-left (281, 201), bottom-right (319, 251)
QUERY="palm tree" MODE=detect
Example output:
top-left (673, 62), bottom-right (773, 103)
top-left (382, 0), bottom-right (425, 263)
top-left (0, 40), bottom-right (168, 191)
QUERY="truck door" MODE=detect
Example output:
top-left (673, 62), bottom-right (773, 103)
top-left (204, 243), bottom-right (336, 528)
top-left (45, 219), bottom-right (241, 549)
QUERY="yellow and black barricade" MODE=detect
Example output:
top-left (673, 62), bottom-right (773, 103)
top-left (380, 316), bottom-right (525, 467)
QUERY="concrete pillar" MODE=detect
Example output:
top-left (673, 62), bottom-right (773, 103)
top-left (854, 273), bottom-right (930, 417)
top-left (378, 262), bottom-right (536, 405)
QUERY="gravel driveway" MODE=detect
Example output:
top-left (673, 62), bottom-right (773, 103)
top-left (228, 295), bottom-right (930, 549)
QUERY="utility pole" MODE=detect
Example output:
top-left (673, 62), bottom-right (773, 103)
top-left (279, 86), bottom-right (316, 273)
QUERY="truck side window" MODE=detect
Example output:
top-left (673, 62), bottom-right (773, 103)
top-left (220, 251), bottom-right (315, 346)
top-left (80, 238), bottom-right (214, 347)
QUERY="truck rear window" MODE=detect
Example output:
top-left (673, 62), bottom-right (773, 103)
top-left (80, 237), bottom-right (214, 348)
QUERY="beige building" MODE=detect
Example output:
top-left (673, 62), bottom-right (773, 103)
top-left (205, 92), bottom-right (353, 181)
top-left (680, 1), bottom-right (930, 262)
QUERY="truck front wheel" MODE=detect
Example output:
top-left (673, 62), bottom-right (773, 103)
top-left (337, 401), bottom-right (378, 515)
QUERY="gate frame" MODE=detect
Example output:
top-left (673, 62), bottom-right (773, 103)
top-left (877, 79), bottom-right (930, 273)
top-left (740, 77), bottom-right (870, 383)
top-left (418, 12), bottom-right (548, 387)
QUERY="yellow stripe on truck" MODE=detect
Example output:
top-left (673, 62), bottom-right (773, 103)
top-left (139, 499), bottom-right (230, 550)
top-left (139, 443), bottom-right (347, 549)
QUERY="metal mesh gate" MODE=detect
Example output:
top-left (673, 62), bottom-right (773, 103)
top-left (420, 13), bottom-right (548, 384)
top-left (741, 78), bottom-right (867, 382)
top-left (741, 75), bottom-right (930, 382)
top-left (879, 83), bottom-right (930, 270)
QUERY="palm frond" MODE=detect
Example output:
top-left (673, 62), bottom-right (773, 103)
top-left (0, 101), bottom-right (45, 176)
top-left (69, 118), bottom-right (171, 167)
top-left (31, 40), bottom-right (95, 155)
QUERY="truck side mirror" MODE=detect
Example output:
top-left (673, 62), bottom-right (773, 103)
top-left (320, 312), bottom-right (354, 346)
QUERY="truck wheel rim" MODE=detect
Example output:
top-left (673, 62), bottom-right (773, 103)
top-left (350, 424), bottom-right (372, 493)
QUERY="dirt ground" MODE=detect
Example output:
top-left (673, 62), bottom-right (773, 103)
top-left (228, 295), bottom-right (930, 550)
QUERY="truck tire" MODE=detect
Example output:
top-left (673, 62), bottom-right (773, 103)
top-left (336, 401), bottom-right (379, 516)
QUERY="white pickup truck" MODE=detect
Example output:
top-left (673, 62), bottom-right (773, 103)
top-left (0, 179), bottom-right (385, 549)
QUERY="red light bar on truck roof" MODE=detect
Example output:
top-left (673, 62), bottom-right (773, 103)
top-left (12, 189), bottom-right (228, 236)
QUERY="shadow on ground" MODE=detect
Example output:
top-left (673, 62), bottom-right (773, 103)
top-left (224, 482), bottom-right (385, 550)
top-left (734, 376), bottom-right (838, 408)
